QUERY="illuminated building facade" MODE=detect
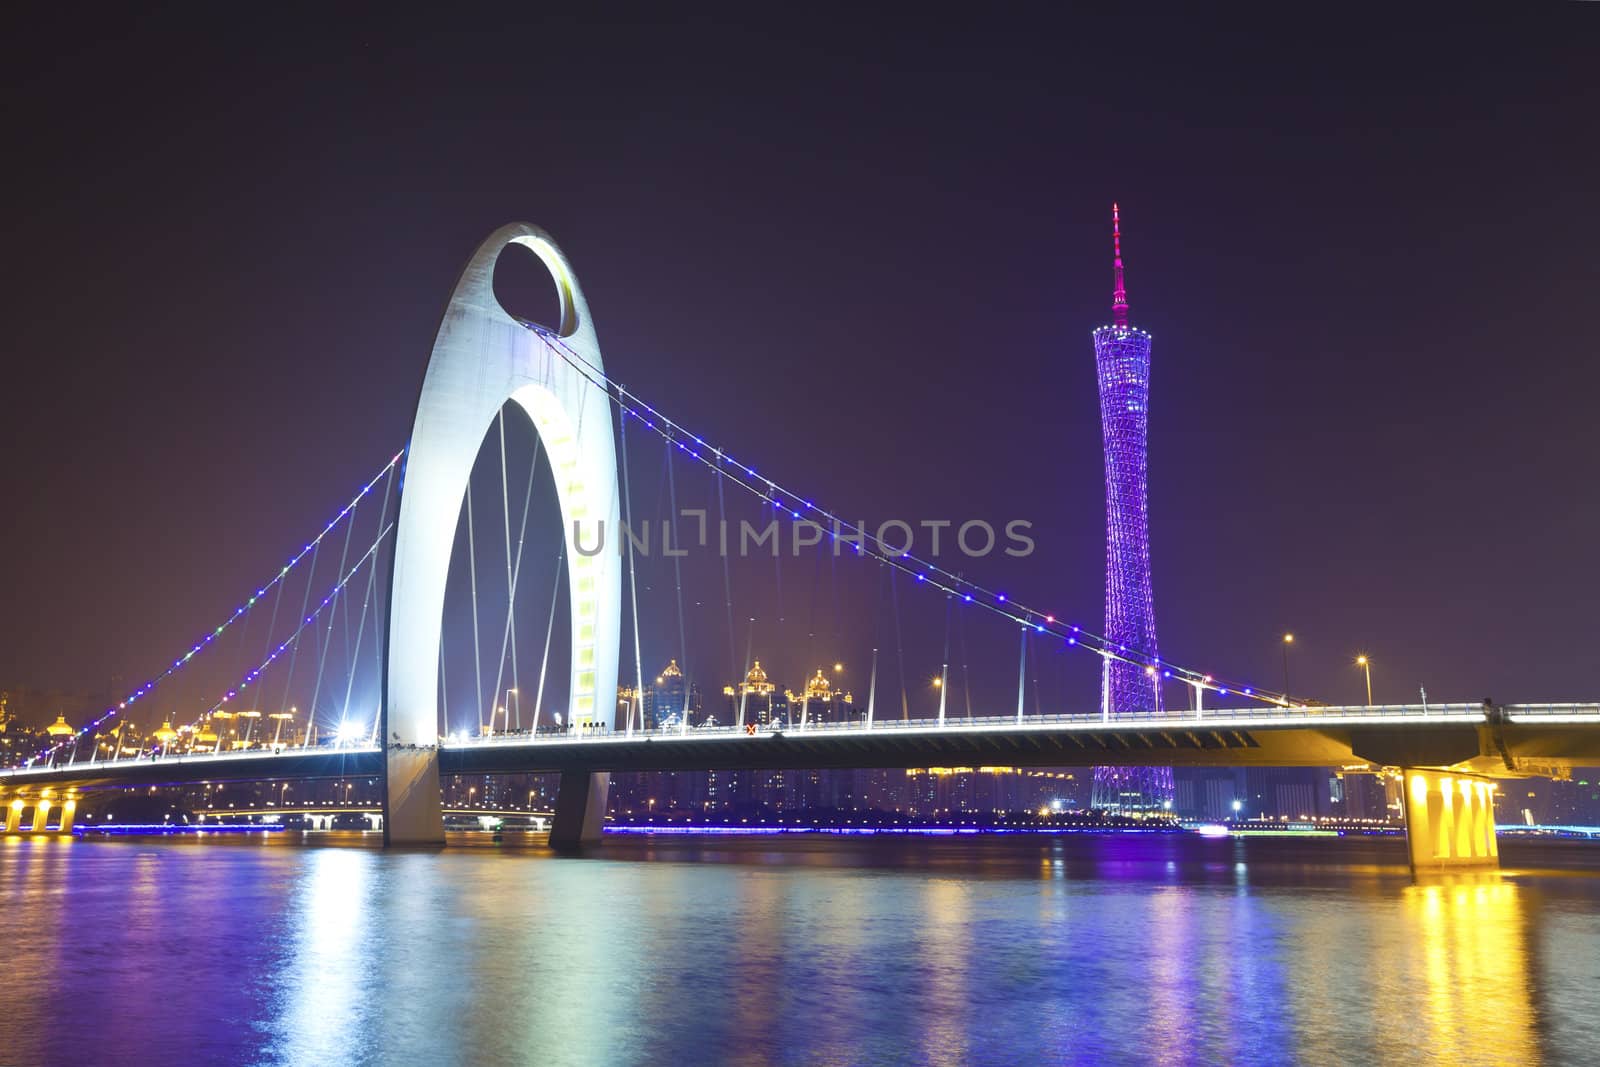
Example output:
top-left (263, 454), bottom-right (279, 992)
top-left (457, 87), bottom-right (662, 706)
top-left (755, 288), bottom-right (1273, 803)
top-left (644, 659), bottom-right (703, 729)
top-left (1089, 204), bottom-right (1175, 811)
top-left (722, 660), bottom-right (787, 727)
top-left (785, 668), bottom-right (855, 726)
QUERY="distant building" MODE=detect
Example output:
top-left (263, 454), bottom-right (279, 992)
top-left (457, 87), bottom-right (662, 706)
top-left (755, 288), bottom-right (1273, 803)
top-left (782, 668), bottom-right (856, 727)
top-left (1502, 774), bottom-right (1600, 826)
top-left (721, 661), bottom-right (787, 727)
top-left (1239, 767), bottom-right (1336, 820)
top-left (643, 659), bottom-right (703, 729)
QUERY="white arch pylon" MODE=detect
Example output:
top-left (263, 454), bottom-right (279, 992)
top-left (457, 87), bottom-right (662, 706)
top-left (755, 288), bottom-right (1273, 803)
top-left (382, 223), bottom-right (621, 847)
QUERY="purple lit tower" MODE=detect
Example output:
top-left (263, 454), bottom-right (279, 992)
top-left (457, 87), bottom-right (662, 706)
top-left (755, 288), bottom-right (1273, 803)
top-left (1089, 204), bottom-right (1175, 811)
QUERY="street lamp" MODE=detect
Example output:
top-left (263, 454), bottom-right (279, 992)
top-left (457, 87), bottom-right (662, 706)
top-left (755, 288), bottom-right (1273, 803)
top-left (1355, 655), bottom-right (1373, 705)
top-left (1281, 633), bottom-right (1294, 697)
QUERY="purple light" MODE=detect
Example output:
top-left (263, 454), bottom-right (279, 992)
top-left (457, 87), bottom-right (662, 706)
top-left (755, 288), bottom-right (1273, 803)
top-left (1091, 203), bottom-right (1174, 813)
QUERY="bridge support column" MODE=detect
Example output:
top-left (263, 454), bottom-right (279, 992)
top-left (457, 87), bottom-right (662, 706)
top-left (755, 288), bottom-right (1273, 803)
top-left (55, 798), bottom-right (76, 834)
top-left (384, 748), bottom-right (445, 846)
top-left (5, 798), bottom-right (22, 833)
top-left (548, 769), bottom-right (610, 851)
top-left (31, 799), bottom-right (52, 833)
top-left (1402, 769), bottom-right (1499, 873)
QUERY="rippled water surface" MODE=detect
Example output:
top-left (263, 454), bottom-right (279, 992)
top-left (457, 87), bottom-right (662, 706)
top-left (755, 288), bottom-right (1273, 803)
top-left (2, 832), bottom-right (1597, 1065)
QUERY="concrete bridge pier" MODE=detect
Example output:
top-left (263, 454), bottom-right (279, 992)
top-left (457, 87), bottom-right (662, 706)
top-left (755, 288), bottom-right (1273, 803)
top-left (383, 748), bottom-right (445, 846)
top-left (55, 796), bottom-right (76, 834)
top-left (1402, 768), bottom-right (1499, 873)
top-left (30, 798), bottom-right (52, 833)
top-left (548, 770), bottom-right (609, 851)
top-left (5, 797), bottom-right (22, 833)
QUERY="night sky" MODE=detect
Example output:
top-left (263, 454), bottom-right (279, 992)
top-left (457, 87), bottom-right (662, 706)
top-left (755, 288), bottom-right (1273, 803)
top-left (4, 8), bottom-right (1598, 729)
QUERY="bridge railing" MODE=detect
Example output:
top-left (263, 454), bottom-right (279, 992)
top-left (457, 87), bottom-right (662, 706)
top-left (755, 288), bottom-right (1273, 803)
top-left (7, 703), bottom-right (1596, 778)
top-left (0, 743), bottom-right (383, 781)
top-left (444, 701), bottom-right (1600, 748)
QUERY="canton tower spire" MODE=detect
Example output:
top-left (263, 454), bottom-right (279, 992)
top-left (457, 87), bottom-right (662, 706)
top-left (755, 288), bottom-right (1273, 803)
top-left (1112, 201), bottom-right (1129, 328)
top-left (1089, 203), bottom-right (1174, 813)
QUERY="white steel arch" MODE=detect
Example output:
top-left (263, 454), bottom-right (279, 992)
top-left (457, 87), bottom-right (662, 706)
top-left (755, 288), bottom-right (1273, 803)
top-left (382, 223), bottom-right (621, 845)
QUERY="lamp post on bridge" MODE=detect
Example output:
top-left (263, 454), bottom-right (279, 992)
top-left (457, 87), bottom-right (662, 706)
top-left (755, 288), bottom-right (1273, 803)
top-left (1281, 633), bottom-right (1294, 700)
top-left (1355, 655), bottom-right (1372, 705)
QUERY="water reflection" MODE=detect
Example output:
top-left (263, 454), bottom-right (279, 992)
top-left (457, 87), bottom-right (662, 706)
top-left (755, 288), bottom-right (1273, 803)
top-left (274, 848), bottom-right (375, 1065)
top-left (1407, 879), bottom-right (1535, 1064)
top-left (0, 834), bottom-right (1595, 1065)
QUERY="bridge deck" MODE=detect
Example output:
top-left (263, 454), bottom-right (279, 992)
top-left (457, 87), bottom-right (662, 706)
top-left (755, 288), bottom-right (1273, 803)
top-left (2, 704), bottom-right (1596, 792)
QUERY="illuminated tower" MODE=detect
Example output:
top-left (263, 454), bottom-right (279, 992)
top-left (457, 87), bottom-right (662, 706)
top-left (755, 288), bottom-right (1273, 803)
top-left (1090, 204), bottom-right (1174, 812)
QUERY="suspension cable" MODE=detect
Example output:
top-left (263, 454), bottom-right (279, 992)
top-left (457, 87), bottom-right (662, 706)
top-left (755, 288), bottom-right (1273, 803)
top-left (716, 452), bottom-right (739, 728)
top-left (891, 566), bottom-right (908, 721)
top-left (339, 462), bottom-right (396, 731)
top-left (619, 404), bottom-right (645, 735)
top-left (439, 636), bottom-right (450, 737)
top-left (465, 480), bottom-right (485, 737)
top-left (531, 329), bottom-right (1286, 706)
top-left (958, 602), bottom-right (973, 723)
top-left (197, 523), bottom-right (395, 731)
top-left (665, 441), bottom-right (691, 734)
top-left (274, 540), bottom-right (321, 732)
top-left (532, 542), bottom-right (564, 734)
top-left (487, 411), bottom-right (541, 735)
top-left (303, 484), bottom-right (361, 747)
top-left (30, 452), bottom-right (402, 763)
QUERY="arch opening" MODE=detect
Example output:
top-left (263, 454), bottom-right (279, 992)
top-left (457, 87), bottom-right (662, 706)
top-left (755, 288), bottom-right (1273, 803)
top-left (491, 241), bottom-right (566, 335)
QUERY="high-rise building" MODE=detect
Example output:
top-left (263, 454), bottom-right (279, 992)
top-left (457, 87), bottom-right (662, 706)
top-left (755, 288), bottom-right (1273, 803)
top-left (1089, 204), bottom-right (1175, 812)
top-left (642, 659), bottom-right (702, 729)
top-left (721, 660), bottom-right (788, 727)
top-left (784, 668), bottom-right (855, 726)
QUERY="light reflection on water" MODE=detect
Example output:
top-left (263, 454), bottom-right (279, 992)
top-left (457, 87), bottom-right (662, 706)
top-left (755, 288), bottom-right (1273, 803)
top-left (1, 833), bottom-right (1597, 1065)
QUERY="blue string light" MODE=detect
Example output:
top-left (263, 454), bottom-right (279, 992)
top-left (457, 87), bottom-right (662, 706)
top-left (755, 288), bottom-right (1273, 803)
top-left (190, 522), bottom-right (395, 733)
top-left (28, 451), bottom-right (404, 765)
top-left (532, 329), bottom-right (1295, 709)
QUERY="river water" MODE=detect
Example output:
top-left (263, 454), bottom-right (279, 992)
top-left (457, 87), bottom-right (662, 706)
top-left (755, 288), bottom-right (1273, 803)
top-left (1, 832), bottom-right (1596, 1066)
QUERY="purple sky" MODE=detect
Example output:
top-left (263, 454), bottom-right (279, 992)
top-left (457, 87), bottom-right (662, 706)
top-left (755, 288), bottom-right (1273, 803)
top-left (3, 8), bottom-right (1597, 729)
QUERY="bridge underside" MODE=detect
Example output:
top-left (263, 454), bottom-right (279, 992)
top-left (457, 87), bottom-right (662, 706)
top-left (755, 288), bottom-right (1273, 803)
top-left (439, 721), bottom-right (1600, 778)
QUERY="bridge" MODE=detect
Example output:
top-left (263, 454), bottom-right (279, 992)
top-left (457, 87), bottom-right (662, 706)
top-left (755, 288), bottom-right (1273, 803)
top-left (9, 701), bottom-right (1600, 869)
top-left (6, 222), bottom-right (1596, 874)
